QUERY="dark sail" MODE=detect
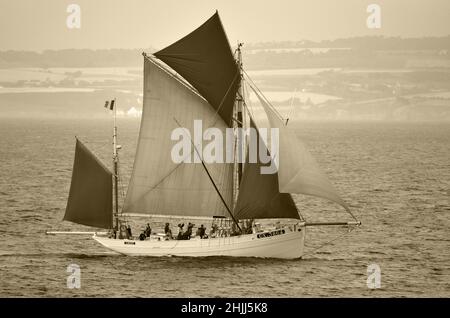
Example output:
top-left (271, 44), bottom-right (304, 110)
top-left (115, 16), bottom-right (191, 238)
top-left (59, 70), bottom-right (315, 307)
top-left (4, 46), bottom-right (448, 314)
top-left (154, 11), bottom-right (240, 126)
top-left (64, 139), bottom-right (113, 229)
top-left (234, 119), bottom-right (300, 220)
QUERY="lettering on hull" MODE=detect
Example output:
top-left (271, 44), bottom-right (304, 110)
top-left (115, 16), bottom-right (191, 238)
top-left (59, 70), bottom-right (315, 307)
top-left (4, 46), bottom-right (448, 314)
top-left (257, 229), bottom-right (285, 239)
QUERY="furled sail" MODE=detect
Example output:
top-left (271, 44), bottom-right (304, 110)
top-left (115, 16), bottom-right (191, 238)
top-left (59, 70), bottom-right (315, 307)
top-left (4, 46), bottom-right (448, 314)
top-left (234, 119), bottom-right (300, 220)
top-left (251, 87), bottom-right (350, 211)
top-left (122, 58), bottom-right (234, 217)
top-left (154, 11), bottom-right (240, 126)
top-left (64, 139), bottom-right (113, 229)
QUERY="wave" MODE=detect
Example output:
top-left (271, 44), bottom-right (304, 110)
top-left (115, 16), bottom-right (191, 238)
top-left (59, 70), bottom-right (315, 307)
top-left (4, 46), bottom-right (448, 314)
top-left (0, 251), bottom-right (119, 257)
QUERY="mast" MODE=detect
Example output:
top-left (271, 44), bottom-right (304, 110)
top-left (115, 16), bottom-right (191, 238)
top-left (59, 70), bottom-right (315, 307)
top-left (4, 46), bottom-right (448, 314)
top-left (236, 43), bottom-right (244, 185)
top-left (112, 98), bottom-right (119, 232)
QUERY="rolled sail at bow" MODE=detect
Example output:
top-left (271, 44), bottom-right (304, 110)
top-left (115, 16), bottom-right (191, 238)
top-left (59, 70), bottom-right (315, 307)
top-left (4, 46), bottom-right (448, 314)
top-left (64, 139), bottom-right (113, 229)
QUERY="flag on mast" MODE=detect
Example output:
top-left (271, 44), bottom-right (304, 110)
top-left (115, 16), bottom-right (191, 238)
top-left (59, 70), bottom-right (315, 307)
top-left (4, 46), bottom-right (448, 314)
top-left (104, 100), bottom-right (115, 111)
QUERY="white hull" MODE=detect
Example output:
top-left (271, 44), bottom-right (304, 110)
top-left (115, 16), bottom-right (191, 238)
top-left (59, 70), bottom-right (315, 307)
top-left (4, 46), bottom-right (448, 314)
top-left (93, 225), bottom-right (306, 259)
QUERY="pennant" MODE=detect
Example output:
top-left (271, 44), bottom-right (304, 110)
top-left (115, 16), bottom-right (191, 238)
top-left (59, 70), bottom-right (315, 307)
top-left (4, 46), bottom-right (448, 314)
top-left (110, 100), bottom-right (115, 111)
top-left (104, 101), bottom-right (109, 108)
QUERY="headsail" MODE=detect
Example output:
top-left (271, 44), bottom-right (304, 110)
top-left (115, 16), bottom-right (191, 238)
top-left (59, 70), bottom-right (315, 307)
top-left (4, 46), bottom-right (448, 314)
top-left (154, 11), bottom-right (240, 126)
top-left (122, 57), bottom-right (234, 218)
top-left (64, 139), bottom-right (113, 229)
top-left (251, 87), bottom-right (350, 211)
top-left (234, 119), bottom-right (300, 220)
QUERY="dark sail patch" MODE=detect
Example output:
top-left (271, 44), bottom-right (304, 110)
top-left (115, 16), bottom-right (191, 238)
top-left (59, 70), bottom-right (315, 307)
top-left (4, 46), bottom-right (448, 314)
top-left (64, 139), bottom-right (113, 229)
top-left (154, 11), bottom-right (240, 126)
top-left (233, 119), bottom-right (300, 220)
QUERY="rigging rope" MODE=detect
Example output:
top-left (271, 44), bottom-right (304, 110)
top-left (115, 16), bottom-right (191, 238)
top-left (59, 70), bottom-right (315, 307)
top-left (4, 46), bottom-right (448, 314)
top-left (241, 68), bottom-right (287, 124)
top-left (242, 68), bottom-right (360, 223)
top-left (302, 225), bottom-right (357, 258)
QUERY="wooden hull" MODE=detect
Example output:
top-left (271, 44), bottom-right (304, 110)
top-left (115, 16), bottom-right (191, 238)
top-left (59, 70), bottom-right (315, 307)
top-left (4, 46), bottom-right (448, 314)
top-left (93, 226), bottom-right (306, 259)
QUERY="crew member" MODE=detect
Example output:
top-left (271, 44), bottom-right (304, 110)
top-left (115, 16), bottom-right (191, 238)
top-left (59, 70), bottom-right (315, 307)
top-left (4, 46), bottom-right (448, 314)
top-left (145, 223), bottom-right (152, 237)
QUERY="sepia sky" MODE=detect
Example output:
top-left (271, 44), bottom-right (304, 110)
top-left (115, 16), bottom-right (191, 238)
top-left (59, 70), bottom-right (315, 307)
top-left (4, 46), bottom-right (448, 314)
top-left (0, 0), bottom-right (449, 51)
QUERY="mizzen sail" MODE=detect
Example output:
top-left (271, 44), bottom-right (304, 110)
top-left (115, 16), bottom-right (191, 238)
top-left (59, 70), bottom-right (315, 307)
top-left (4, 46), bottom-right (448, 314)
top-left (122, 58), bottom-right (234, 218)
top-left (64, 139), bottom-right (113, 229)
top-left (154, 11), bottom-right (240, 126)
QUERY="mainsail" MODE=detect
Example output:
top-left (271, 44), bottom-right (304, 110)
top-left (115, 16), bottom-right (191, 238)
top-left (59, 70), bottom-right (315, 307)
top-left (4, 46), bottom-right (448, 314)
top-left (123, 12), bottom-right (239, 218)
top-left (154, 11), bottom-right (240, 126)
top-left (64, 139), bottom-right (113, 229)
top-left (234, 119), bottom-right (300, 220)
top-left (126, 11), bottom-right (348, 222)
top-left (251, 87), bottom-right (350, 211)
top-left (122, 58), bottom-right (234, 217)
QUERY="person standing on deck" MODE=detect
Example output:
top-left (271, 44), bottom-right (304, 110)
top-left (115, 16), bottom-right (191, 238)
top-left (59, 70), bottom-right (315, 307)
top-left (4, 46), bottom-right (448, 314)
top-left (145, 223), bottom-right (152, 237)
top-left (177, 223), bottom-right (184, 240)
top-left (196, 224), bottom-right (206, 239)
top-left (164, 223), bottom-right (172, 239)
top-left (126, 225), bottom-right (132, 239)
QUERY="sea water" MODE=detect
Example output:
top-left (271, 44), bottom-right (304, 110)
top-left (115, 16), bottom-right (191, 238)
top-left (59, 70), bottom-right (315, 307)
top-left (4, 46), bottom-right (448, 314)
top-left (0, 117), bottom-right (448, 297)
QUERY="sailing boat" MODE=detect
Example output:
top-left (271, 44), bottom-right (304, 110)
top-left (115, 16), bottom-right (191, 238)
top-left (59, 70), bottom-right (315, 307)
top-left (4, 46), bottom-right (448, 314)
top-left (51, 12), bottom-right (360, 259)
